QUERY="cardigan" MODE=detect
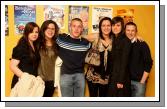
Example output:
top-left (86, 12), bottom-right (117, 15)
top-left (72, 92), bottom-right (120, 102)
top-left (10, 72), bottom-right (45, 97)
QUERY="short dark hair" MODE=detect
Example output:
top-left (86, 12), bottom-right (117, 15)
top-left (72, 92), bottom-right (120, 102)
top-left (125, 22), bottom-right (138, 32)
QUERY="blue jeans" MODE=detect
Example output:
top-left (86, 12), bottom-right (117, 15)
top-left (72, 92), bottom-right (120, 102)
top-left (60, 73), bottom-right (85, 97)
top-left (131, 80), bottom-right (146, 97)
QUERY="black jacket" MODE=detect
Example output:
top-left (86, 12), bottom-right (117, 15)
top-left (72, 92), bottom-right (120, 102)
top-left (129, 40), bottom-right (153, 81)
top-left (110, 35), bottom-right (131, 84)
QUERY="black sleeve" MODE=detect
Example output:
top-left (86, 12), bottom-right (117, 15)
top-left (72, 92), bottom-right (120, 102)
top-left (141, 42), bottom-right (153, 73)
top-left (12, 45), bottom-right (24, 60)
top-left (118, 38), bottom-right (131, 83)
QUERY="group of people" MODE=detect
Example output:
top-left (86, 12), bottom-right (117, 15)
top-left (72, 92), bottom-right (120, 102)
top-left (9, 16), bottom-right (153, 97)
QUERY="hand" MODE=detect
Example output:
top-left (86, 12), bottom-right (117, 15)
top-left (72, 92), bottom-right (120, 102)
top-left (140, 80), bottom-right (145, 84)
top-left (136, 35), bottom-right (144, 42)
top-left (98, 78), bottom-right (109, 85)
top-left (117, 83), bottom-right (123, 88)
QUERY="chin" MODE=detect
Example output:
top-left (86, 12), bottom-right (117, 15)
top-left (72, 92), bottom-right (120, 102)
top-left (74, 34), bottom-right (80, 37)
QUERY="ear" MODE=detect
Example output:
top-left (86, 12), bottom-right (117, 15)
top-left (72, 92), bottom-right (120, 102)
top-left (80, 28), bottom-right (84, 35)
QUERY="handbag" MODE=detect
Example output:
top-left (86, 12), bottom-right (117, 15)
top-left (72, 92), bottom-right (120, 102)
top-left (85, 37), bottom-right (100, 66)
top-left (85, 66), bottom-right (109, 85)
top-left (85, 66), bottom-right (100, 82)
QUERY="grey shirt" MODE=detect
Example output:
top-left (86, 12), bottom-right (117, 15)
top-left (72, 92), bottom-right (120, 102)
top-left (38, 46), bottom-right (56, 81)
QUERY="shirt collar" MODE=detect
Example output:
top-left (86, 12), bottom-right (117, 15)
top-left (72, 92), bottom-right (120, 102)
top-left (131, 37), bottom-right (136, 43)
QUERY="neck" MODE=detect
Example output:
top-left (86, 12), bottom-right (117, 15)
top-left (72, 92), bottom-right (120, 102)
top-left (104, 36), bottom-right (110, 41)
top-left (115, 34), bottom-right (118, 37)
top-left (131, 37), bottom-right (136, 43)
top-left (70, 34), bottom-right (80, 39)
top-left (46, 40), bottom-right (52, 46)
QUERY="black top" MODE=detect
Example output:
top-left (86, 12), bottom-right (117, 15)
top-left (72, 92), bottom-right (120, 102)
top-left (56, 33), bottom-right (90, 74)
top-left (129, 40), bottom-right (153, 81)
top-left (11, 44), bottom-right (40, 88)
top-left (93, 50), bottom-right (112, 79)
top-left (110, 35), bottom-right (131, 84)
top-left (93, 41), bottom-right (112, 80)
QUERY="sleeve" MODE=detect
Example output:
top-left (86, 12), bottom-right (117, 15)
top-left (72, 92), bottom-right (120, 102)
top-left (118, 38), bottom-right (131, 83)
top-left (141, 42), bottom-right (153, 73)
top-left (54, 57), bottom-right (63, 87)
top-left (12, 45), bottom-right (24, 60)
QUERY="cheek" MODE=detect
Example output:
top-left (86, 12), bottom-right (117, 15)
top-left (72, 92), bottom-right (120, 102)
top-left (118, 27), bottom-right (122, 32)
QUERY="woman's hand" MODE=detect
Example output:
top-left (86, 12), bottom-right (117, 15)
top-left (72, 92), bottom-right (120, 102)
top-left (117, 83), bottom-right (124, 88)
top-left (136, 35), bottom-right (144, 42)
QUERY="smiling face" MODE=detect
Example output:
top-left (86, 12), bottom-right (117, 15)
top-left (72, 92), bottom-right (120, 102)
top-left (101, 20), bottom-right (112, 37)
top-left (44, 23), bottom-right (55, 40)
top-left (112, 22), bottom-right (122, 36)
top-left (125, 24), bottom-right (137, 40)
top-left (28, 27), bottom-right (39, 42)
top-left (70, 20), bottom-right (83, 38)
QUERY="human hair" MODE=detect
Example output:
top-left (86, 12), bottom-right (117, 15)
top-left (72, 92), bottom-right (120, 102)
top-left (39, 20), bottom-right (59, 56)
top-left (125, 22), bottom-right (138, 32)
top-left (17, 22), bottom-right (40, 60)
top-left (71, 18), bottom-right (83, 23)
top-left (111, 16), bottom-right (125, 37)
top-left (70, 18), bottom-right (83, 26)
top-left (99, 17), bottom-right (113, 40)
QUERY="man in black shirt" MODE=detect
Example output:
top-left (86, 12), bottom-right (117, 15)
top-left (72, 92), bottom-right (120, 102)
top-left (125, 22), bottom-right (153, 97)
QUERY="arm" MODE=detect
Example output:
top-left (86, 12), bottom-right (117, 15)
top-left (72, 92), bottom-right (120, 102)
top-left (9, 59), bottom-right (23, 78)
top-left (140, 42), bottom-right (153, 83)
top-left (140, 71), bottom-right (149, 84)
top-left (142, 42), bottom-right (153, 72)
top-left (82, 33), bottom-right (98, 42)
top-left (136, 34), bottom-right (144, 42)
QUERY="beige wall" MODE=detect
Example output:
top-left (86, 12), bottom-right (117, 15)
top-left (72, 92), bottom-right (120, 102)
top-left (5, 5), bottom-right (155, 97)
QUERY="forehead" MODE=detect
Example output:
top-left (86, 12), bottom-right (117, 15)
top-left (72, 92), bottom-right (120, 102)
top-left (102, 20), bottom-right (111, 24)
top-left (71, 20), bottom-right (82, 25)
top-left (33, 27), bottom-right (39, 30)
top-left (126, 25), bottom-right (136, 29)
top-left (48, 23), bottom-right (55, 27)
top-left (112, 22), bottom-right (121, 26)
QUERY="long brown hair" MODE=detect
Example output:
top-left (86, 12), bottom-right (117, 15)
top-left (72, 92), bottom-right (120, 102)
top-left (39, 20), bottom-right (59, 57)
top-left (99, 17), bottom-right (113, 40)
top-left (17, 22), bottom-right (40, 60)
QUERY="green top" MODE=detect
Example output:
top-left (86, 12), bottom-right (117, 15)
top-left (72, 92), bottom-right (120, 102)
top-left (38, 46), bottom-right (57, 81)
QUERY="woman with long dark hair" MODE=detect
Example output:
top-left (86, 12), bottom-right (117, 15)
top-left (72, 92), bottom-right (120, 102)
top-left (10, 22), bottom-right (40, 88)
top-left (107, 16), bottom-right (131, 97)
top-left (38, 20), bottom-right (59, 97)
top-left (84, 17), bottom-right (113, 97)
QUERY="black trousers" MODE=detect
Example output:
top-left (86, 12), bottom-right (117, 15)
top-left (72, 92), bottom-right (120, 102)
top-left (107, 82), bottom-right (131, 97)
top-left (43, 81), bottom-right (55, 97)
top-left (87, 81), bottom-right (108, 97)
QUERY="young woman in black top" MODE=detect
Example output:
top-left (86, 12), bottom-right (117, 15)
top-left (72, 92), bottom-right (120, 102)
top-left (107, 16), bottom-right (131, 97)
top-left (84, 17), bottom-right (113, 97)
top-left (10, 22), bottom-right (40, 88)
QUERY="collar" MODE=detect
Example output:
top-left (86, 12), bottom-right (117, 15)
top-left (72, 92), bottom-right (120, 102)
top-left (131, 37), bottom-right (136, 43)
top-left (69, 33), bottom-right (81, 40)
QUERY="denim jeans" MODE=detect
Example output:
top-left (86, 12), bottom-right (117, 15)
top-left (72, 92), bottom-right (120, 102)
top-left (60, 73), bottom-right (85, 97)
top-left (131, 80), bottom-right (146, 97)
